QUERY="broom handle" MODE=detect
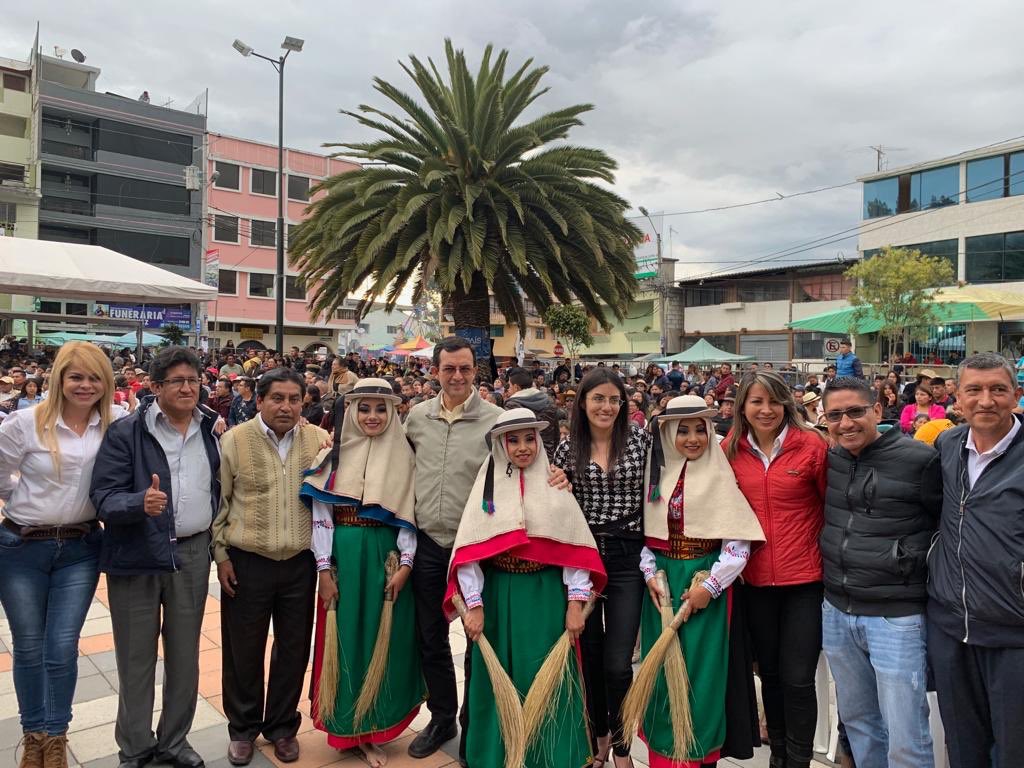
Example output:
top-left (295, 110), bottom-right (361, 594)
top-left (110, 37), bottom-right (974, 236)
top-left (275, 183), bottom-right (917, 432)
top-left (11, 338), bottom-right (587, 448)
top-left (667, 570), bottom-right (712, 632)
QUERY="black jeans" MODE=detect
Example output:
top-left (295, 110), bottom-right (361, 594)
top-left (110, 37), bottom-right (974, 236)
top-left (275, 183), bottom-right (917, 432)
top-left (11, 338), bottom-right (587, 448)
top-left (743, 581), bottom-right (823, 768)
top-left (220, 547), bottom-right (316, 743)
top-left (412, 532), bottom-right (459, 724)
top-left (580, 536), bottom-right (645, 758)
top-left (928, 616), bottom-right (1024, 768)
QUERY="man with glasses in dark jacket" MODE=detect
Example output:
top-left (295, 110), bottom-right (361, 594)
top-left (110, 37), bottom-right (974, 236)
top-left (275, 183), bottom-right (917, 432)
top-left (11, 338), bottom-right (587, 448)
top-left (928, 353), bottom-right (1024, 768)
top-left (91, 347), bottom-right (221, 768)
top-left (819, 377), bottom-right (941, 768)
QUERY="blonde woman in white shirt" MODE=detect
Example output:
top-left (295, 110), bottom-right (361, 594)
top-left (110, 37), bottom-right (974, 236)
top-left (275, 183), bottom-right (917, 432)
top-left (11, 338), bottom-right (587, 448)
top-left (0, 342), bottom-right (120, 768)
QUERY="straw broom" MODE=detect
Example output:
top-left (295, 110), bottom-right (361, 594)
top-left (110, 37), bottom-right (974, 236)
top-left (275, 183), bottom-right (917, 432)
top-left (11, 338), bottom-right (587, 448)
top-left (620, 569), bottom-right (710, 760)
top-left (452, 593), bottom-right (526, 768)
top-left (317, 567), bottom-right (340, 724)
top-left (522, 597), bottom-right (597, 748)
top-left (353, 551), bottom-right (400, 725)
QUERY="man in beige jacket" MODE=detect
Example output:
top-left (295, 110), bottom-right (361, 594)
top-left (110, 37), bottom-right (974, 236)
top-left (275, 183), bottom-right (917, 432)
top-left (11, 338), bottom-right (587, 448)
top-left (213, 368), bottom-right (328, 766)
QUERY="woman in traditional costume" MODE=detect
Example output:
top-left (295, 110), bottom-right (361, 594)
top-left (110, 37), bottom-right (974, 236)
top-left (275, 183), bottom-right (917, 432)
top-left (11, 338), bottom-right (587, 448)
top-left (301, 378), bottom-right (425, 768)
top-left (638, 395), bottom-right (765, 768)
top-left (443, 408), bottom-right (608, 768)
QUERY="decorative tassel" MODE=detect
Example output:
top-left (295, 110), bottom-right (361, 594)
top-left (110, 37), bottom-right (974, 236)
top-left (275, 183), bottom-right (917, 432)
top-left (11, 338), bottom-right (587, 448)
top-left (647, 484), bottom-right (661, 502)
top-left (648, 418), bottom-right (666, 503)
top-left (505, 461), bottom-right (513, 477)
top-left (481, 456), bottom-right (496, 515)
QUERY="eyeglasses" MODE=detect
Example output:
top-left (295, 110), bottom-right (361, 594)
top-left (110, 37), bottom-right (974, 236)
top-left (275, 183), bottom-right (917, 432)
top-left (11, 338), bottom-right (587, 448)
top-left (160, 377), bottom-right (200, 389)
top-left (823, 406), bottom-right (870, 423)
top-left (588, 395), bottom-right (623, 407)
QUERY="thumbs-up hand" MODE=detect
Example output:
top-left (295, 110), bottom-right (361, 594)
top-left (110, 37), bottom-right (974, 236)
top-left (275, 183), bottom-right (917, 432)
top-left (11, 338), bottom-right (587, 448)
top-left (144, 474), bottom-right (168, 517)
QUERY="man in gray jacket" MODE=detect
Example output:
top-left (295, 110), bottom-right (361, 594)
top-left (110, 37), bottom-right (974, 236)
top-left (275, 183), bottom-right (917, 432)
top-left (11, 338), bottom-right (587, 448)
top-left (928, 352), bottom-right (1024, 768)
top-left (404, 337), bottom-right (502, 760)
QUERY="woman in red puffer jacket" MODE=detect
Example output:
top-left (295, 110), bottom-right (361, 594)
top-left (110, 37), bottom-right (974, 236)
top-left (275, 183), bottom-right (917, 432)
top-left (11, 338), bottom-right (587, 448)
top-left (724, 371), bottom-right (828, 768)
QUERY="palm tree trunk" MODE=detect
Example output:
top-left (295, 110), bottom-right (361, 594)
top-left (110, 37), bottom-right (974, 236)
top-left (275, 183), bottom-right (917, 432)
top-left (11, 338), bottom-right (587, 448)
top-left (451, 271), bottom-right (492, 380)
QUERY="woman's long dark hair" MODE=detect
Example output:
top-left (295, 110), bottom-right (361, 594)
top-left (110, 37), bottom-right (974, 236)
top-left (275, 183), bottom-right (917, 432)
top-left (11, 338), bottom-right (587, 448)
top-left (568, 368), bottom-right (630, 480)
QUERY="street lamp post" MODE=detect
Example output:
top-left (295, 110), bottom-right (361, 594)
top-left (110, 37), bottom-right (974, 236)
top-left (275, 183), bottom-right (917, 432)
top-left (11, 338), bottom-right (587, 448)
top-left (233, 36), bottom-right (304, 355)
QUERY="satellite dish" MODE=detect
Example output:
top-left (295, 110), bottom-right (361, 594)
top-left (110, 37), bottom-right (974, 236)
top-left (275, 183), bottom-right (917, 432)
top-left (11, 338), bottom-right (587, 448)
top-left (71, 49), bottom-right (86, 63)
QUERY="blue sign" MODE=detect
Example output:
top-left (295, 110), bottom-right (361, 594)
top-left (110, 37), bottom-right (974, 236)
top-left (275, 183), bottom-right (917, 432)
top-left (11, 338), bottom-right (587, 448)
top-left (103, 304), bottom-right (192, 330)
top-left (453, 327), bottom-right (490, 363)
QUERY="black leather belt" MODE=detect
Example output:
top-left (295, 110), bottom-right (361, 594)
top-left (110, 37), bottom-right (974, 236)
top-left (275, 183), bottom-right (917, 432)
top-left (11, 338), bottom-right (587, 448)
top-left (2, 517), bottom-right (97, 540)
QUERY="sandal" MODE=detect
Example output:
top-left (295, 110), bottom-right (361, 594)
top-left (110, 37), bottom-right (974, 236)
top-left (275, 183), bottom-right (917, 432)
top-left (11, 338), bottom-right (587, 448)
top-left (592, 735), bottom-right (612, 767)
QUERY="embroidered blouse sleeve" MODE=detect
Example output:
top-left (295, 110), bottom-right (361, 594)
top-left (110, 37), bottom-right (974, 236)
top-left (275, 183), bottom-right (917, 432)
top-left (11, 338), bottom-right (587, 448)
top-left (639, 546), bottom-right (657, 582)
top-left (397, 527), bottom-right (417, 568)
top-left (562, 567), bottom-right (593, 601)
top-left (703, 539), bottom-right (751, 598)
top-left (457, 562), bottom-right (485, 609)
top-left (311, 501), bottom-right (335, 572)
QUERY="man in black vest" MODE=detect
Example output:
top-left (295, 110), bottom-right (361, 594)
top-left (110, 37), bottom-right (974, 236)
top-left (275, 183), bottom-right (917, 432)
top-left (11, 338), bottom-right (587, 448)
top-left (819, 376), bottom-right (941, 768)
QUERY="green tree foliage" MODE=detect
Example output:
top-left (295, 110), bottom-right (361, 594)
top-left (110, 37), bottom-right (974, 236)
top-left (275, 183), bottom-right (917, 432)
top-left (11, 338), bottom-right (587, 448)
top-left (544, 304), bottom-right (592, 376)
top-left (159, 323), bottom-right (186, 347)
top-left (845, 246), bottom-right (956, 355)
top-left (289, 40), bottom-right (642, 359)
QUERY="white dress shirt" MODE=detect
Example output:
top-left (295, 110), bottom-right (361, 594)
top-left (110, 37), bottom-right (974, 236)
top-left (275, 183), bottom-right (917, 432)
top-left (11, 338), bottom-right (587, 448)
top-left (145, 403), bottom-right (212, 538)
top-left (0, 406), bottom-right (126, 526)
top-left (748, 424), bottom-right (789, 470)
top-left (965, 418), bottom-right (1021, 487)
top-left (256, 413), bottom-right (297, 462)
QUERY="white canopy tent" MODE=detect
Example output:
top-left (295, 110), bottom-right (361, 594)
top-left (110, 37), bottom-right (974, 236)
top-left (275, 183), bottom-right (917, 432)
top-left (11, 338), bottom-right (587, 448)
top-left (0, 238), bottom-right (217, 302)
top-left (0, 238), bottom-right (217, 357)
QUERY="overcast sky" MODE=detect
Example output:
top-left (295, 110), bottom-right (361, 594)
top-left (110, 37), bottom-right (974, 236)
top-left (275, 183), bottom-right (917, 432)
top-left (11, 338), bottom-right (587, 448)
top-left (6, 1), bottom-right (1024, 280)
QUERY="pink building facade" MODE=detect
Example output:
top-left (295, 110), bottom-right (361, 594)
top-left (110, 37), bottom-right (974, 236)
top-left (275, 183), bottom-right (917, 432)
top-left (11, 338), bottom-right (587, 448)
top-left (204, 132), bottom-right (358, 352)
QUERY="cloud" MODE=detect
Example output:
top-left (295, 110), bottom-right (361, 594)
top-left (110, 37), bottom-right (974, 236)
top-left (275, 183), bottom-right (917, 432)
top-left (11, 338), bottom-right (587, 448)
top-left (6, 0), bottom-right (1024, 278)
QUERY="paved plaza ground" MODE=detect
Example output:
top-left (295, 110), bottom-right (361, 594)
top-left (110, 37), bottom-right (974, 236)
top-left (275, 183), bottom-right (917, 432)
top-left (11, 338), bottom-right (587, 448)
top-left (0, 567), bottom-right (832, 768)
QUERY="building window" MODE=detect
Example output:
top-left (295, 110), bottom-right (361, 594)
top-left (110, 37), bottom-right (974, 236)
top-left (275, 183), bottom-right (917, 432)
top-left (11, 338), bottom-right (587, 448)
top-left (793, 332), bottom-right (828, 359)
top-left (965, 231), bottom-right (1024, 283)
top-left (251, 168), bottom-right (277, 196)
top-left (1011, 152), bottom-right (1024, 196)
top-left (250, 219), bottom-right (276, 248)
top-left (490, 325), bottom-right (505, 337)
top-left (0, 202), bottom-right (15, 228)
top-left (358, 323), bottom-right (370, 333)
top-left (285, 276), bottom-right (305, 300)
top-left (94, 175), bottom-right (190, 216)
top-left (863, 177), bottom-right (898, 218)
top-left (534, 327), bottom-right (545, 339)
top-left (2, 73), bottom-right (27, 92)
top-left (248, 273), bottom-right (275, 298)
top-left (336, 308), bottom-right (356, 320)
top-left (218, 269), bottom-right (237, 294)
top-left (287, 175), bottom-right (310, 201)
top-left (918, 165), bottom-right (958, 210)
top-left (39, 301), bottom-right (62, 314)
top-left (737, 282), bottom-right (790, 303)
top-left (66, 302), bottom-right (88, 317)
top-left (682, 285), bottom-right (729, 306)
top-left (95, 118), bottom-right (193, 165)
top-left (795, 273), bottom-right (855, 302)
top-left (213, 215), bottom-right (239, 243)
top-left (967, 155), bottom-right (1005, 202)
top-left (39, 225), bottom-right (92, 245)
top-left (0, 162), bottom-right (25, 184)
top-left (386, 325), bottom-right (402, 335)
top-left (214, 162), bottom-right (240, 190)
top-left (96, 229), bottom-right (190, 267)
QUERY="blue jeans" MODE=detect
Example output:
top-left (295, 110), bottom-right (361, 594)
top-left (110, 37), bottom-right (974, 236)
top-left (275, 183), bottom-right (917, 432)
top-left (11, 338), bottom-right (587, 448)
top-left (0, 525), bottom-right (100, 735)
top-left (822, 600), bottom-right (933, 768)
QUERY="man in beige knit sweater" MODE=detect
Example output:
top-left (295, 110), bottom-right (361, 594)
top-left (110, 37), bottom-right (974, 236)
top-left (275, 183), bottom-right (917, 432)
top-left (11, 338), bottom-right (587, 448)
top-left (212, 368), bottom-right (328, 766)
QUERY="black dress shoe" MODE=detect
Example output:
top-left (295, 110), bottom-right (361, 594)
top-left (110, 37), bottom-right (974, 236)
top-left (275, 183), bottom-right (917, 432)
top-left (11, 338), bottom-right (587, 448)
top-left (117, 754), bottom-right (154, 768)
top-left (408, 720), bottom-right (457, 758)
top-left (154, 747), bottom-right (205, 768)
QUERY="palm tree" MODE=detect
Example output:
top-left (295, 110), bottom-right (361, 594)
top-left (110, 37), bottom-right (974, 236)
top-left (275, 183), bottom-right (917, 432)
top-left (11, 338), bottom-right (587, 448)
top-left (290, 40), bottom-right (642, 366)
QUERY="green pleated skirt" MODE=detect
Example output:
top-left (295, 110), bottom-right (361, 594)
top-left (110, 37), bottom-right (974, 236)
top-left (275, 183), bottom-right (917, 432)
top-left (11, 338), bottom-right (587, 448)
top-left (467, 565), bottom-right (592, 768)
top-left (640, 552), bottom-right (728, 765)
top-left (312, 523), bottom-right (426, 747)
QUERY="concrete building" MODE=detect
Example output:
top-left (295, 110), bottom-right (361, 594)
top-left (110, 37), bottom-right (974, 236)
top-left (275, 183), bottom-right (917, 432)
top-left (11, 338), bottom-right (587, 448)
top-left (675, 259), bottom-right (858, 362)
top-left (204, 132), bottom-right (359, 352)
top-left (858, 139), bottom-right (1024, 359)
top-left (25, 44), bottom-right (207, 340)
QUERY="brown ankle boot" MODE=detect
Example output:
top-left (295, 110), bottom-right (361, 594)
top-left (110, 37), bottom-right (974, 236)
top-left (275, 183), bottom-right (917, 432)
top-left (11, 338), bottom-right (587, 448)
top-left (41, 733), bottom-right (69, 768)
top-left (17, 733), bottom-right (45, 768)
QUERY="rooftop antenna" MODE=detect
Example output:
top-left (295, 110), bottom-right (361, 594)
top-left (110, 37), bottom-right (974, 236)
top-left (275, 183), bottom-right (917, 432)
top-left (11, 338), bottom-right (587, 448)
top-left (70, 49), bottom-right (86, 63)
top-left (868, 144), bottom-right (907, 172)
top-left (53, 46), bottom-right (67, 59)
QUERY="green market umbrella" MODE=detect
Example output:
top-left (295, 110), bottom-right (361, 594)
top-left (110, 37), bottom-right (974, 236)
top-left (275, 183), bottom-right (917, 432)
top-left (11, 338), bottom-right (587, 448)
top-left (654, 338), bottom-right (754, 365)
